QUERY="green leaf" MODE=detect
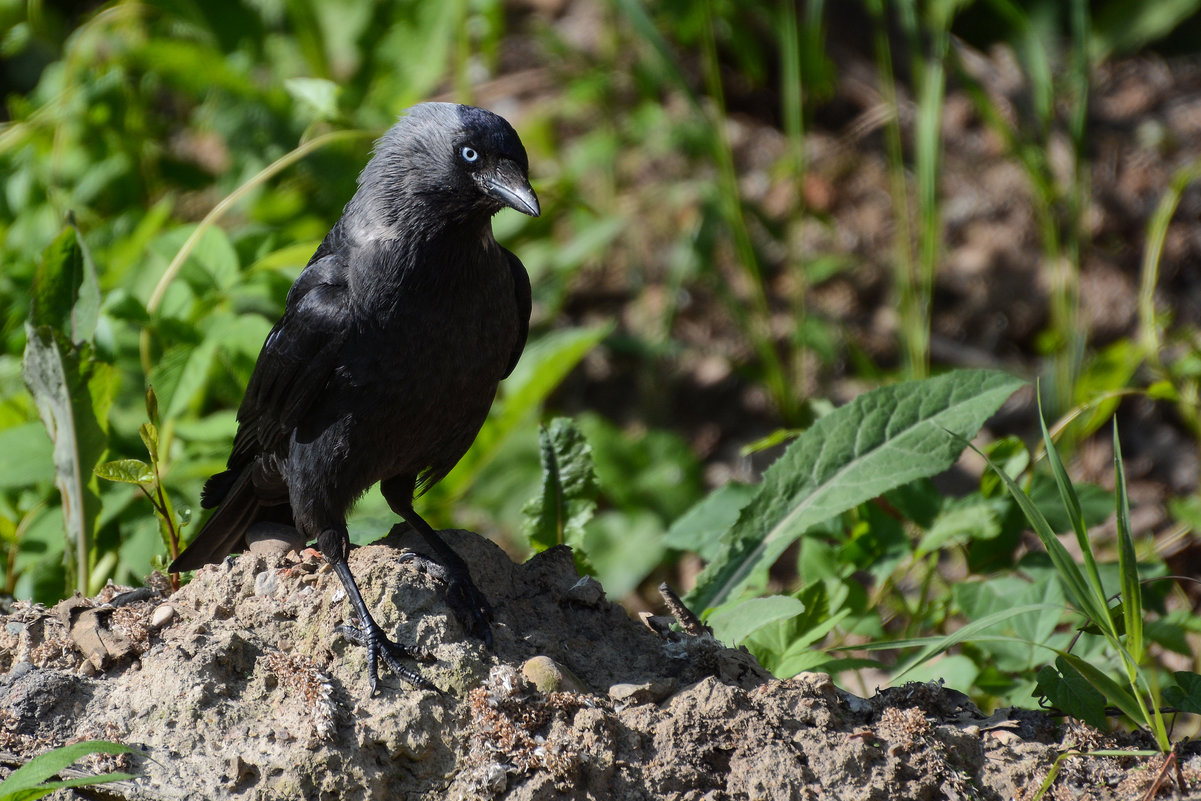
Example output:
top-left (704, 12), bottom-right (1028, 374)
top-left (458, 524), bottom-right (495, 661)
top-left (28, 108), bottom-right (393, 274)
top-left (22, 326), bottom-right (116, 594)
top-left (663, 481), bottom-right (756, 560)
top-left (1162, 671), bottom-right (1201, 714)
top-left (0, 740), bottom-right (133, 800)
top-left (687, 369), bottom-right (1024, 611)
top-left (707, 595), bottom-right (806, 646)
top-left (1113, 420), bottom-right (1143, 665)
top-left (28, 224), bottom-right (100, 345)
top-left (1058, 652), bottom-right (1146, 727)
top-left (1038, 402), bottom-right (1109, 621)
top-left (915, 499), bottom-right (1001, 557)
top-left (94, 459), bottom-right (154, 486)
top-left (521, 418), bottom-right (598, 553)
top-left (0, 423), bottom-right (55, 488)
top-left (285, 77), bottom-right (341, 121)
top-left (978, 442), bottom-right (1112, 638)
top-left (1035, 657), bottom-right (1108, 730)
top-left (889, 603), bottom-right (1062, 680)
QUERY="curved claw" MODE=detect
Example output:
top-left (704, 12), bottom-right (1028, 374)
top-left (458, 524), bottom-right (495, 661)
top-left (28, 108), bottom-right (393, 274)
top-left (336, 620), bottom-right (442, 696)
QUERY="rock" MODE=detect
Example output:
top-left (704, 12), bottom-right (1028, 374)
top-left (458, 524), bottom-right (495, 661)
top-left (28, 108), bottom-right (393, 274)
top-left (246, 522), bottom-right (307, 558)
top-left (521, 655), bottom-right (586, 694)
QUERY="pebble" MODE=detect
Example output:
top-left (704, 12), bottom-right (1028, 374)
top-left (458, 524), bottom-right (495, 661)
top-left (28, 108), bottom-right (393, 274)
top-left (246, 522), bottom-right (307, 558)
top-left (521, 656), bottom-right (586, 694)
top-left (254, 570), bottom-right (280, 598)
top-left (564, 575), bottom-right (605, 606)
top-left (149, 604), bottom-right (176, 630)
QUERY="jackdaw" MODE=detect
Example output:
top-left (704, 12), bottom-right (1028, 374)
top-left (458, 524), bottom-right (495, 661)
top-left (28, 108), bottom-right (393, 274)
top-left (169, 102), bottom-right (539, 694)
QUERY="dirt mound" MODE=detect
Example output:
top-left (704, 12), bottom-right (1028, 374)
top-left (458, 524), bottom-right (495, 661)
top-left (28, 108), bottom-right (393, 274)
top-left (0, 529), bottom-right (1194, 799)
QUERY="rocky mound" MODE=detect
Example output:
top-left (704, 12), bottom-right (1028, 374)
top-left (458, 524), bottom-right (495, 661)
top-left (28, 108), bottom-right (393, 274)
top-left (0, 529), bottom-right (1193, 800)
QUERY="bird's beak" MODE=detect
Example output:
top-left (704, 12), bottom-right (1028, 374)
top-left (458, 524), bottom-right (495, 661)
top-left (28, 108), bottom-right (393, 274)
top-left (482, 160), bottom-right (541, 218)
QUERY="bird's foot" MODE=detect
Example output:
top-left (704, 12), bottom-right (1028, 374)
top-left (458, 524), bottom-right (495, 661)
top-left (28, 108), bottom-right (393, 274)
top-left (399, 552), bottom-right (494, 648)
top-left (335, 619), bottom-right (441, 696)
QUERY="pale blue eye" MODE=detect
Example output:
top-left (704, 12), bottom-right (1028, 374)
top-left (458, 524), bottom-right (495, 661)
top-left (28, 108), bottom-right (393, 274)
top-left (461, 146), bottom-right (479, 163)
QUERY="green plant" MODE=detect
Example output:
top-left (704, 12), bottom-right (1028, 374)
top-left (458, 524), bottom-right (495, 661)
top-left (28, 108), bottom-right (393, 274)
top-left (95, 387), bottom-right (187, 583)
top-left (0, 740), bottom-right (134, 801)
top-left (990, 409), bottom-right (1174, 749)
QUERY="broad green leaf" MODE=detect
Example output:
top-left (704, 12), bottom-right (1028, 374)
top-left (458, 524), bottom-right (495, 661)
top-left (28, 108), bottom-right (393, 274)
top-left (1162, 671), bottom-right (1201, 714)
top-left (0, 423), bottom-right (55, 488)
top-left (94, 459), bottom-right (154, 486)
top-left (708, 595), bottom-right (806, 646)
top-left (1035, 657), bottom-right (1108, 729)
top-left (915, 499), bottom-right (1001, 557)
top-left (663, 481), bottom-right (756, 560)
top-left (28, 224), bottom-right (101, 345)
top-left (521, 418), bottom-right (598, 554)
top-left (285, 77), bottom-right (341, 121)
top-left (0, 740), bottom-right (133, 799)
top-left (1058, 652), bottom-right (1146, 727)
top-left (688, 369), bottom-right (1024, 610)
top-left (22, 326), bottom-right (116, 594)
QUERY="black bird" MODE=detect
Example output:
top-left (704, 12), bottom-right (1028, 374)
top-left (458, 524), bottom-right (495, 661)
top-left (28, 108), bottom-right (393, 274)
top-left (169, 102), bottom-right (539, 694)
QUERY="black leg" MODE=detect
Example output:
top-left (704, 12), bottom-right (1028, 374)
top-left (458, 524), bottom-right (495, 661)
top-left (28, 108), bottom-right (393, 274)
top-left (318, 528), bottom-right (438, 695)
top-left (381, 476), bottom-right (494, 648)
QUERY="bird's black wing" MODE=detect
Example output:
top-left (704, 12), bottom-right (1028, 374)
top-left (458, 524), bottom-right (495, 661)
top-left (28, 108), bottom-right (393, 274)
top-left (175, 253), bottom-right (350, 571)
top-left (233, 254), bottom-right (350, 459)
top-left (502, 247), bottom-right (531, 380)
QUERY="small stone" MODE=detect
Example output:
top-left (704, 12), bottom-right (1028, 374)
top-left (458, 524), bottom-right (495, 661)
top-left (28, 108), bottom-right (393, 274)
top-left (521, 655), bottom-right (586, 694)
top-left (254, 570), bottom-right (280, 598)
top-left (564, 575), bottom-right (605, 606)
top-left (149, 603), bottom-right (175, 630)
top-left (246, 522), bottom-right (307, 558)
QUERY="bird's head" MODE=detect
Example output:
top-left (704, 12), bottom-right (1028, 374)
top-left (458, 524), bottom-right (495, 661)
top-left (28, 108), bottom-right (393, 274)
top-left (353, 103), bottom-right (540, 234)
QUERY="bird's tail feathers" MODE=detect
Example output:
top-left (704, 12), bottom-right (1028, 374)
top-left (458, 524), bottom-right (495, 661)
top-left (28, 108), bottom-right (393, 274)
top-left (170, 470), bottom-right (261, 572)
top-left (200, 468), bottom-right (239, 509)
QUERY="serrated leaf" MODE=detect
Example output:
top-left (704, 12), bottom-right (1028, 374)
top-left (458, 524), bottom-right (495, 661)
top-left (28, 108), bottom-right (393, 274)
top-left (94, 459), bottom-right (154, 486)
top-left (522, 418), bottom-right (598, 553)
top-left (687, 369), bottom-right (1024, 611)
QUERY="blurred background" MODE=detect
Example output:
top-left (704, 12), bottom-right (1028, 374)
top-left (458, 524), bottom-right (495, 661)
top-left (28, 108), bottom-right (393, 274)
top-left (2, 0), bottom-right (1200, 707)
